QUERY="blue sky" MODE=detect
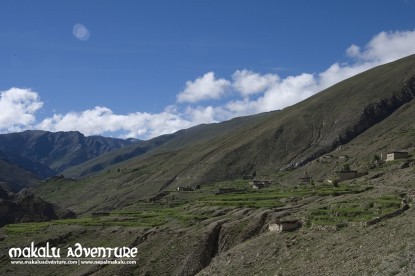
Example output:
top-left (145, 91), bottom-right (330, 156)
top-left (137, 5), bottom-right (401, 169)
top-left (1, 0), bottom-right (415, 139)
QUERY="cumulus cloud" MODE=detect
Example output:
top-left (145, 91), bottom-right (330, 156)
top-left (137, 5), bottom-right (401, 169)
top-left (350, 30), bottom-right (415, 63)
top-left (346, 44), bottom-right (361, 58)
top-left (177, 72), bottom-right (230, 103)
top-left (36, 106), bottom-right (192, 139)
top-left (72, 23), bottom-right (90, 41)
top-left (215, 73), bottom-right (317, 117)
top-left (0, 88), bottom-right (43, 132)
top-left (255, 73), bottom-right (317, 112)
top-left (5, 29), bottom-right (415, 139)
top-left (185, 106), bottom-right (217, 125)
top-left (35, 104), bottom-right (225, 139)
top-left (232, 70), bottom-right (279, 96)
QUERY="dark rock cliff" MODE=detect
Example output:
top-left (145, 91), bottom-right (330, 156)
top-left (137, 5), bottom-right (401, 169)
top-left (0, 187), bottom-right (75, 227)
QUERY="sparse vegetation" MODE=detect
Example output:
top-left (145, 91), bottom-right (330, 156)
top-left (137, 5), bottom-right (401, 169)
top-left (5, 222), bottom-right (51, 235)
top-left (308, 194), bottom-right (403, 226)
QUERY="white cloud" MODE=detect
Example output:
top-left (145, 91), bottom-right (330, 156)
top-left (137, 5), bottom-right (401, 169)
top-left (316, 30), bottom-right (415, 89)
top-left (352, 30), bottom-right (415, 63)
top-left (185, 106), bottom-right (216, 125)
top-left (177, 72), bottom-right (230, 103)
top-left (0, 88), bottom-right (43, 132)
top-left (256, 73), bottom-right (317, 113)
top-left (346, 44), bottom-right (361, 57)
top-left (221, 73), bottom-right (317, 116)
top-left (317, 62), bottom-right (373, 90)
top-left (225, 98), bottom-right (256, 115)
top-left (36, 106), bottom-right (193, 139)
top-left (36, 105), bottom-right (223, 139)
top-left (72, 23), bottom-right (90, 41)
top-left (232, 70), bottom-right (279, 96)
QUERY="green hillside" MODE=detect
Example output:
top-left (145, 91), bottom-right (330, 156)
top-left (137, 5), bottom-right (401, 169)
top-left (62, 111), bottom-right (275, 178)
top-left (0, 159), bottom-right (40, 192)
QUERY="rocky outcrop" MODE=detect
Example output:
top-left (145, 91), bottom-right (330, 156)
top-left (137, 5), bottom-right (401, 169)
top-left (0, 187), bottom-right (75, 227)
top-left (177, 221), bottom-right (223, 276)
top-left (176, 209), bottom-right (290, 276)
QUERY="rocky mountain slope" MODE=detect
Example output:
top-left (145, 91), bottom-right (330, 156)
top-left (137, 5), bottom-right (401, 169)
top-left (0, 186), bottom-right (75, 227)
top-left (0, 130), bottom-right (138, 190)
top-left (0, 156), bottom-right (40, 193)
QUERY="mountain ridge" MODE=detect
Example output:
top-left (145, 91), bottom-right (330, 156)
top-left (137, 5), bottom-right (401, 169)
top-left (0, 130), bottom-right (139, 190)
top-left (62, 111), bottom-right (275, 178)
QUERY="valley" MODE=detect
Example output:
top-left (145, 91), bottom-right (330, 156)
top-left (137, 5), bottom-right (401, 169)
top-left (1, 55), bottom-right (415, 275)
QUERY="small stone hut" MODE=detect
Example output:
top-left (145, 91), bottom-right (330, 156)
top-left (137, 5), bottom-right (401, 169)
top-left (269, 220), bottom-right (302, 232)
top-left (249, 180), bottom-right (271, 189)
top-left (386, 151), bottom-right (409, 162)
top-left (299, 171), bottom-right (311, 183)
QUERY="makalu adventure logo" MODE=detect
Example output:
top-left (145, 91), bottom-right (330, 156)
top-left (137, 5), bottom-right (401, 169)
top-left (9, 242), bottom-right (137, 265)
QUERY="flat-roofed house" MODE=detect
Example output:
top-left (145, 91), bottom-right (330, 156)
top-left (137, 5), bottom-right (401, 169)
top-left (249, 180), bottom-right (271, 189)
top-left (386, 151), bottom-right (409, 162)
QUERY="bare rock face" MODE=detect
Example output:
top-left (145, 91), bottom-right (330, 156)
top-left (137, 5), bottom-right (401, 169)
top-left (0, 187), bottom-right (75, 227)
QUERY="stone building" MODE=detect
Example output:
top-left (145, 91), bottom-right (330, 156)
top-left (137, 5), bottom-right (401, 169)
top-left (386, 151), bottom-right (409, 162)
top-left (269, 220), bottom-right (302, 232)
top-left (249, 180), bottom-right (271, 189)
top-left (299, 171), bottom-right (311, 183)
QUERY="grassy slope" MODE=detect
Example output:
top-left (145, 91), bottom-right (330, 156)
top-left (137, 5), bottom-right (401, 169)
top-left (288, 89), bottom-right (415, 186)
top-left (62, 112), bottom-right (276, 178)
top-left (0, 159), bottom-right (40, 192)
